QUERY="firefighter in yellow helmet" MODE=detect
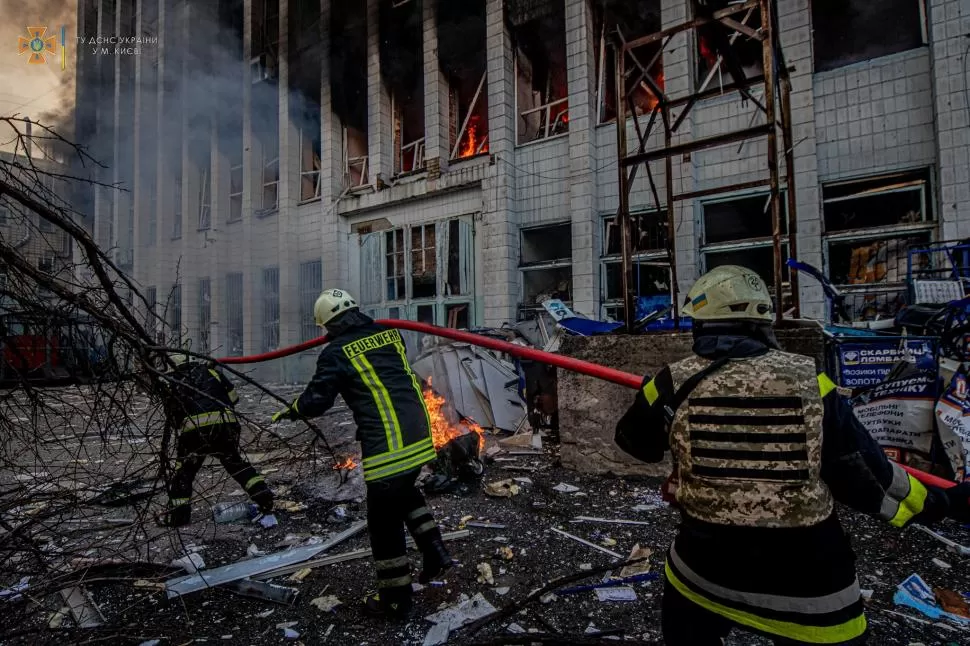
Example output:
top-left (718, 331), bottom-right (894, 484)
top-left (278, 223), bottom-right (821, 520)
top-left (271, 289), bottom-right (451, 619)
top-left (615, 265), bottom-right (970, 645)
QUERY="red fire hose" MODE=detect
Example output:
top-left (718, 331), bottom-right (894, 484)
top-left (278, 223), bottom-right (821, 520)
top-left (215, 320), bottom-right (955, 490)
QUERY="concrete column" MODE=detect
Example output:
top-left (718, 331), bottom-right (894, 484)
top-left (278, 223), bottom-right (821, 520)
top-left (178, 0), bottom-right (192, 347)
top-left (132, 0), bottom-right (143, 285)
top-left (153, 0), bottom-right (170, 326)
top-left (111, 1), bottom-right (122, 262)
top-left (366, 0), bottom-right (393, 187)
top-left (423, 0), bottom-right (450, 177)
top-left (777, 0), bottom-right (824, 320)
top-left (565, 0), bottom-right (599, 317)
top-left (321, 0), bottom-right (349, 287)
top-left (277, 0), bottom-right (300, 380)
top-left (928, 0), bottom-right (970, 241)
top-left (482, 0), bottom-right (518, 326)
top-left (242, 0), bottom-right (260, 355)
top-left (208, 124), bottom-right (223, 354)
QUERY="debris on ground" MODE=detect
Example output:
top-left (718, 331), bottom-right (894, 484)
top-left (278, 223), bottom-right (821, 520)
top-left (477, 562), bottom-right (495, 585)
top-left (309, 595), bottom-right (342, 613)
top-left (618, 545), bottom-right (653, 577)
top-left (552, 482), bottom-right (580, 494)
top-left (425, 592), bottom-right (498, 632)
top-left (484, 479), bottom-right (520, 497)
top-left (171, 552), bottom-right (206, 573)
top-left (894, 573), bottom-right (970, 625)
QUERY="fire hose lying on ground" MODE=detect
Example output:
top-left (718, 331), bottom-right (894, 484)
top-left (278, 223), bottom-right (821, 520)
top-left (215, 319), bottom-right (956, 492)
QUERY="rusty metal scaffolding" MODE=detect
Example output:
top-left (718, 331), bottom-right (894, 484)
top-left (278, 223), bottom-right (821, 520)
top-left (613, 0), bottom-right (800, 329)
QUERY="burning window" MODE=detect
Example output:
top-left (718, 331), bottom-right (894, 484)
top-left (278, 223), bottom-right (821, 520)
top-left (332, 1), bottom-right (368, 188)
top-left (437, 0), bottom-right (489, 160)
top-left (700, 193), bottom-right (789, 297)
top-left (595, 0), bottom-right (663, 123)
top-left (812, 0), bottom-right (926, 73)
top-left (822, 170), bottom-right (934, 321)
top-left (510, 0), bottom-right (569, 144)
top-left (519, 223), bottom-right (572, 318)
top-left (695, 0), bottom-right (763, 90)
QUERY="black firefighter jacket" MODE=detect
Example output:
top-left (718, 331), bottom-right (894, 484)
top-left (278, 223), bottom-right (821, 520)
top-left (290, 311), bottom-right (436, 482)
top-left (166, 362), bottom-right (240, 432)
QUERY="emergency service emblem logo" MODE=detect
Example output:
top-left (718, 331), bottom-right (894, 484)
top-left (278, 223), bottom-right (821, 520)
top-left (17, 26), bottom-right (57, 64)
top-left (746, 274), bottom-right (762, 291)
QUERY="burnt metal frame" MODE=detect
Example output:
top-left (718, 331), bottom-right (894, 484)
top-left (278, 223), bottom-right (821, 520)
top-left (612, 0), bottom-right (800, 329)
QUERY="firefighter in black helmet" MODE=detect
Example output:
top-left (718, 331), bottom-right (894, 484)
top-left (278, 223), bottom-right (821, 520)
top-left (158, 354), bottom-right (276, 528)
top-left (272, 288), bottom-right (452, 619)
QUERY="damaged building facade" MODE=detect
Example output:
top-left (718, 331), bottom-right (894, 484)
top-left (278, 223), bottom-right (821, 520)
top-left (73, 0), bottom-right (970, 380)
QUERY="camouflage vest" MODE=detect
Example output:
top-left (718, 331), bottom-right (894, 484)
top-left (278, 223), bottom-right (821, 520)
top-left (668, 350), bottom-right (834, 528)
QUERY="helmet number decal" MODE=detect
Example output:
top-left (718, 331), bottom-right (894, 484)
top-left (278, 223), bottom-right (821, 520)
top-left (332, 289), bottom-right (343, 298)
top-left (746, 275), bottom-right (762, 291)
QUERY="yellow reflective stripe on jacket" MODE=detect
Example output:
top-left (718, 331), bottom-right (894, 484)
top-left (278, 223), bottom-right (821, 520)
top-left (350, 353), bottom-right (404, 452)
top-left (394, 339), bottom-right (433, 432)
top-left (880, 463), bottom-right (929, 528)
top-left (363, 437), bottom-right (434, 470)
top-left (364, 442), bottom-right (437, 482)
top-left (817, 373), bottom-right (837, 398)
top-left (181, 410), bottom-right (236, 431)
top-left (208, 368), bottom-right (239, 404)
top-left (665, 562), bottom-right (867, 644)
top-left (643, 378), bottom-right (660, 405)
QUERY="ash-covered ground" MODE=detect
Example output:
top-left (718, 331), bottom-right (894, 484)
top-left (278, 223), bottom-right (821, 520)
top-left (2, 383), bottom-right (970, 646)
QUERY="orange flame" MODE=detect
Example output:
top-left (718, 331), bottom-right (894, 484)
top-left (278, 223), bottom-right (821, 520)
top-left (459, 117), bottom-right (488, 158)
top-left (423, 377), bottom-right (485, 453)
top-left (333, 457), bottom-right (358, 470)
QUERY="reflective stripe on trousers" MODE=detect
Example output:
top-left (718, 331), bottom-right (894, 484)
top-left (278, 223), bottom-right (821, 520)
top-left (666, 545), bottom-right (866, 644)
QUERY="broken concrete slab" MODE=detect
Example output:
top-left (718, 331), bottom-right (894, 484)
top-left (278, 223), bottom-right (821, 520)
top-left (222, 579), bottom-right (299, 605)
top-left (59, 586), bottom-right (104, 628)
top-left (425, 592), bottom-right (498, 632)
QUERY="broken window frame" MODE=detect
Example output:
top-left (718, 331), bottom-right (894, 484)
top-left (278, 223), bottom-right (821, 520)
top-left (361, 217), bottom-right (475, 324)
top-left (391, 92), bottom-right (426, 176)
top-left (699, 191), bottom-right (791, 302)
top-left (410, 224), bottom-right (437, 300)
top-left (225, 272), bottom-right (245, 357)
top-left (811, 0), bottom-right (928, 74)
top-left (512, 5), bottom-right (570, 146)
top-left (298, 259), bottom-right (322, 342)
top-left (518, 222), bottom-right (573, 320)
top-left (450, 72), bottom-right (489, 161)
top-left (261, 153), bottom-right (279, 214)
top-left (822, 171), bottom-right (935, 322)
top-left (228, 161), bottom-right (243, 222)
top-left (170, 283), bottom-right (182, 345)
top-left (172, 174), bottom-right (182, 239)
top-left (299, 126), bottom-right (322, 202)
top-left (693, 1), bottom-right (764, 95)
top-left (198, 167), bottom-right (211, 231)
top-left (344, 127), bottom-right (370, 190)
top-left (198, 277), bottom-right (211, 354)
top-left (261, 266), bottom-right (280, 353)
top-left (600, 210), bottom-right (671, 318)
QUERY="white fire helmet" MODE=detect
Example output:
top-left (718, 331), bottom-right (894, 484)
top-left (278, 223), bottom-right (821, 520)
top-left (314, 288), bottom-right (358, 327)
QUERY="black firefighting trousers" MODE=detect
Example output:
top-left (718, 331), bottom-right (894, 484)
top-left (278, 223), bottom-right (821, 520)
top-left (366, 468), bottom-right (443, 612)
top-left (661, 581), bottom-right (871, 646)
top-left (167, 422), bottom-right (274, 524)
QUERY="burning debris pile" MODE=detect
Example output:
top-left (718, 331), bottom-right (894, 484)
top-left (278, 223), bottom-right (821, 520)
top-left (422, 377), bottom-right (486, 494)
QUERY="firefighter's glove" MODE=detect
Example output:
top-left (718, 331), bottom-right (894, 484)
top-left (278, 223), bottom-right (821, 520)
top-left (271, 406), bottom-right (295, 424)
top-left (944, 482), bottom-right (970, 523)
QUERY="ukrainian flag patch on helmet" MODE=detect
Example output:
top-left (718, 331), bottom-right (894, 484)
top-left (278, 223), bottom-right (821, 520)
top-left (691, 293), bottom-right (708, 310)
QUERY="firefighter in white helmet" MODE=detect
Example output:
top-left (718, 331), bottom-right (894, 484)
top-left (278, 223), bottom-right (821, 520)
top-left (615, 265), bottom-right (970, 645)
top-left (272, 289), bottom-right (451, 618)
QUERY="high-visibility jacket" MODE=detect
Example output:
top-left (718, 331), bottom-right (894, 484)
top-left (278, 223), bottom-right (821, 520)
top-left (292, 312), bottom-right (436, 482)
top-left (615, 331), bottom-right (949, 644)
top-left (166, 362), bottom-right (240, 433)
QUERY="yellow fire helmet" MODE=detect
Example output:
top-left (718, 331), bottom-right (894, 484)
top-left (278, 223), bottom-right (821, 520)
top-left (682, 265), bottom-right (773, 322)
top-left (314, 288), bottom-right (358, 327)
